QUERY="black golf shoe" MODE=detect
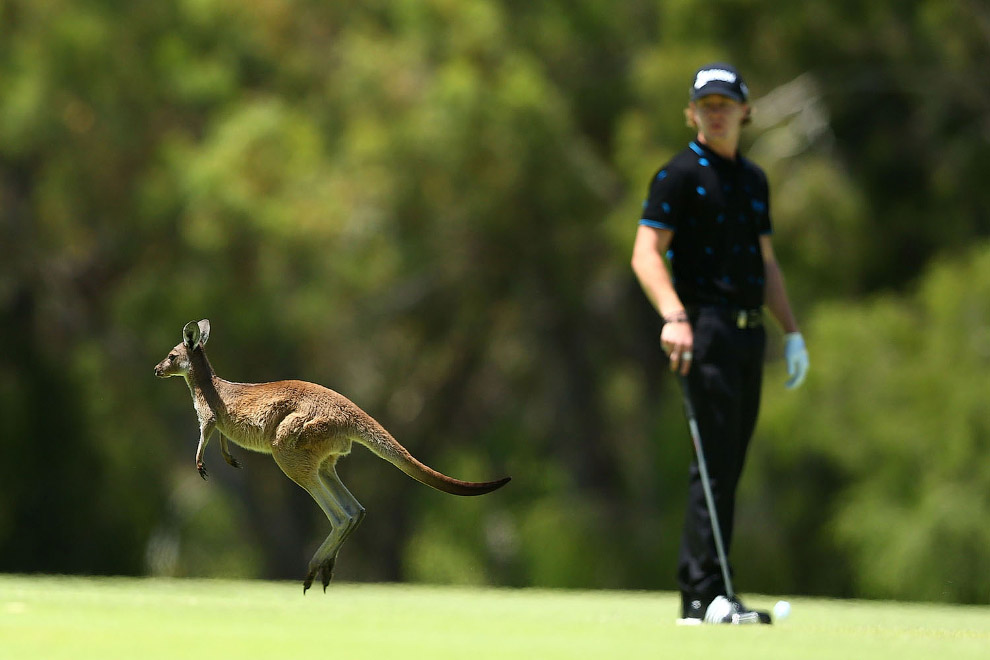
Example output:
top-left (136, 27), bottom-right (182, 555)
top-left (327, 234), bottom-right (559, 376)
top-left (676, 594), bottom-right (772, 625)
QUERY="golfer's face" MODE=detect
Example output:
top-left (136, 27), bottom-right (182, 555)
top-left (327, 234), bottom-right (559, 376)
top-left (694, 95), bottom-right (746, 141)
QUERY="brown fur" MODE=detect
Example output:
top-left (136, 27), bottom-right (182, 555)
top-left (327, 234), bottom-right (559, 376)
top-left (155, 319), bottom-right (509, 591)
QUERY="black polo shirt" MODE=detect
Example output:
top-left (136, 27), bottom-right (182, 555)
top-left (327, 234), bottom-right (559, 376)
top-left (639, 140), bottom-right (772, 309)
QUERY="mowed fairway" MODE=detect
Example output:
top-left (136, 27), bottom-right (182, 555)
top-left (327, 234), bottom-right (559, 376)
top-left (1, 575), bottom-right (988, 660)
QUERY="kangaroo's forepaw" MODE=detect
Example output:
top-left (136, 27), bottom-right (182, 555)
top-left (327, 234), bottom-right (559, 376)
top-left (226, 456), bottom-right (241, 469)
top-left (197, 463), bottom-right (209, 480)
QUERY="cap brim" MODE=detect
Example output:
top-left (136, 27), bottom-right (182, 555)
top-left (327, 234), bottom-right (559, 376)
top-left (691, 84), bottom-right (745, 103)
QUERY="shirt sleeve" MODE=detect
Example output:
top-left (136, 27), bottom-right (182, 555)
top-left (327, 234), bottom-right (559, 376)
top-left (639, 165), bottom-right (686, 232)
top-left (754, 169), bottom-right (773, 235)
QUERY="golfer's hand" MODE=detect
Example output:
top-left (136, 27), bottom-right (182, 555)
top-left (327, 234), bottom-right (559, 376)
top-left (661, 317), bottom-right (693, 375)
top-left (784, 332), bottom-right (809, 389)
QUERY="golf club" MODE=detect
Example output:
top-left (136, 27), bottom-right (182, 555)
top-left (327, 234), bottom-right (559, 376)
top-left (675, 373), bottom-right (735, 600)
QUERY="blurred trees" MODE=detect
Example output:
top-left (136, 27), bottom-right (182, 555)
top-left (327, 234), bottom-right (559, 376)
top-left (747, 245), bottom-right (990, 602)
top-left (1, 0), bottom-right (987, 603)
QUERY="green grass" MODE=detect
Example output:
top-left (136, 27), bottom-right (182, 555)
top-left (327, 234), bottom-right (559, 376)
top-left (1, 575), bottom-right (988, 660)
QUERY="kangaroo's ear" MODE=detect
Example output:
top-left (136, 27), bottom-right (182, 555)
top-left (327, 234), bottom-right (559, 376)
top-left (182, 320), bottom-right (202, 350)
top-left (197, 319), bottom-right (211, 346)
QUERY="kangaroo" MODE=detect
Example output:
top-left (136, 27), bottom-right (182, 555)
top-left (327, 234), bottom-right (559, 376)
top-left (154, 319), bottom-right (510, 592)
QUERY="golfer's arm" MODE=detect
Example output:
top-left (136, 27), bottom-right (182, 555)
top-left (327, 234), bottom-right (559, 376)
top-left (632, 225), bottom-right (685, 318)
top-left (760, 235), bottom-right (799, 334)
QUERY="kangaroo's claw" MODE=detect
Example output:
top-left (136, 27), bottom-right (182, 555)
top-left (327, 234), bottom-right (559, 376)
top-left (302, 556), bottom-right (336, 594)
top-left (197, 463), bottom-right (209, 480)
top-left (321, 559), bottom-right (336, 592)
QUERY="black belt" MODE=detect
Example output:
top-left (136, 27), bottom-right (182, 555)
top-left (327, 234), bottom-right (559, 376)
top-left (688, 305), bottom-right (763, 329)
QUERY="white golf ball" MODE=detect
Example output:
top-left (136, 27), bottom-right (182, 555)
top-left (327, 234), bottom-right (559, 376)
top-left (773, 600), bottom-right (791, 621)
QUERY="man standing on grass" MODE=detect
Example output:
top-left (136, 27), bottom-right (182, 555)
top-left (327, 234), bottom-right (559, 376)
top-left (631, 63), bottom-right (809, 625)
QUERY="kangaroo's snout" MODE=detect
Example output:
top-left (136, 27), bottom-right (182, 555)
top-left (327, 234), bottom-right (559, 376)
top-left (154, 357), bottom-right (172, 378)
top-left (154, 347), bottom-right (188, 379)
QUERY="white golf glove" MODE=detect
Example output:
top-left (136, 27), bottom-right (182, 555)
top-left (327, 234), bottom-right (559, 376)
top-left (783, 332), bottom-right (809, 389)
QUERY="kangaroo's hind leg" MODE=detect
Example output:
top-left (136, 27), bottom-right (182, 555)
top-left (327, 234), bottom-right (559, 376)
top-left (318, 460), bottom-right (366, 561)
top-left (300, 480), bottom-right (353, 593)
top-left (271, 448), bottom-right (356, 593)
top-left (299, 460), bottom-right (366, 592)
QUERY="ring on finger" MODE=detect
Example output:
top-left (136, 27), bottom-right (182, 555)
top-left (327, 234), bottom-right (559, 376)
top-left (683, 351), bottom-right (693, 360)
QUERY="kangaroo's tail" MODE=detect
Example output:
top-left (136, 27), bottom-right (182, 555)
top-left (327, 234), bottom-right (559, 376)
top-left (352, 416), bottom-right (510, 496)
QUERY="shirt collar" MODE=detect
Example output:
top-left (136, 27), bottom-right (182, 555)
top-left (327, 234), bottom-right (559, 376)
top-left (690, 140), bottom-right (740, 165)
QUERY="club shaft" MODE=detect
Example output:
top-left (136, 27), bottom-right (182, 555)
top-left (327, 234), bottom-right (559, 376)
top-left (677, 374), bottom-right (735, 599)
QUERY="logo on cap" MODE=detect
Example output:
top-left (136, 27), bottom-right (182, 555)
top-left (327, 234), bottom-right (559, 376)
top-left (694, 68), bottom-right (737, 89)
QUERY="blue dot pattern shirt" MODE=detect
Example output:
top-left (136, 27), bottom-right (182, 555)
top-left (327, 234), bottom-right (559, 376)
top-left (639, 140), bottom-right (772, 309)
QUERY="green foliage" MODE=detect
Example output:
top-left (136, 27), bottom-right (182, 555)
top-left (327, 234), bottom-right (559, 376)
top-left (752, 244), bottom-right (990, 601)
top-left (2, 0), bottom-right (989, 603)
top-left (146, 471), bottom-right (264, 579)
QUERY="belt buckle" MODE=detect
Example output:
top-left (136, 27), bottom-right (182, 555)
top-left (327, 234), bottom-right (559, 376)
top-left (737, 310), bottom-right (747, 329)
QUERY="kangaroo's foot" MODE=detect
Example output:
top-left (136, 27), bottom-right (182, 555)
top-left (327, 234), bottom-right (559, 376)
top-left (303, 553), bottom-right (337, 594)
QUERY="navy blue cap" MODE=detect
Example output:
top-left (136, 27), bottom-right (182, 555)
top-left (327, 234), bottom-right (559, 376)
top-left (690, 63), bottom-right (749, 103)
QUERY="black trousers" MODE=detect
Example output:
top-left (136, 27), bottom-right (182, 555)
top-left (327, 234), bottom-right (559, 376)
top-left (677, 306), bottom-right (766, 600)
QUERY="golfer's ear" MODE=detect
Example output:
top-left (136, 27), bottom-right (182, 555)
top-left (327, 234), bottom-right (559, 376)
top-left (684, 104), bottom-right (698, 129)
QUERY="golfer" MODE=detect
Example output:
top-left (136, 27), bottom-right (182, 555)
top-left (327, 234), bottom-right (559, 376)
top-left (631, 63), bottom-right (809, 624)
